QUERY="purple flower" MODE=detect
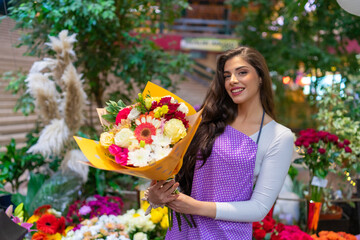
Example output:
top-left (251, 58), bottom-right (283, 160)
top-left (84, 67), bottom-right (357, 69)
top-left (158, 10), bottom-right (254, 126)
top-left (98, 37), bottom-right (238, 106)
top-left (78, 205), bottom-right (91, 216)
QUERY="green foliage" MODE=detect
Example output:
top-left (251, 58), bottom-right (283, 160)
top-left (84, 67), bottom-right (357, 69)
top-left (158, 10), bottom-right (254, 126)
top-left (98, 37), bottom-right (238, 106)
top-left (3, 70), bottom-right (35, 116)
top-left (314, 84), bottom-right (360, 173)
top-left (102, 99), bottom-right (127, 123)
top-left (6, 0), bottom-right (192, 109)
top-left (228, 0), bottom-right (360, 78)
top-left (0, 133), bottom-right (45, 193)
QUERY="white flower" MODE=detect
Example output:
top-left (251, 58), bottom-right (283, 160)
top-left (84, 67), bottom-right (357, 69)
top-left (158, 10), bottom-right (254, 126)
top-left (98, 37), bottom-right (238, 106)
top-left (135, 115), bottom-right (161, 128)
top-left (133, 232), bottom-right (148, 240)
top-left (151, 135), bottom-right (171, 147)
top-left (152, 146), bottom-right (172, 161)
top-left (177, 102), bottom-right (189, 115)
top-left (128, 108), bottom-right (141, 121)
top-left (47, 208), bottom-right (61, 217)
top-left (128, 148), bottom-right (151, 167)
top-left (115, 128), bottom-right (135, 148)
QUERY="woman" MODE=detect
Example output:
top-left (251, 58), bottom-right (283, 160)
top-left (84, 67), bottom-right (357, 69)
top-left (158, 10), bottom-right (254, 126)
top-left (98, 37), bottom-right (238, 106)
top-left (147, 46), bottom-right (294, 239)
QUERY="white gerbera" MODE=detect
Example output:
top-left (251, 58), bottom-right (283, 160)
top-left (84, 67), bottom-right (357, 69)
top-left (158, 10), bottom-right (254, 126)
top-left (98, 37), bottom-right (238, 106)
top-left (151, 134), bottom-right (171, 147)
top-left (128, 148), bottom-right (151, 167)
top-left (152, 146), bottom-right (172, 161)
top-left (135, 115), bottom-right (161, 128)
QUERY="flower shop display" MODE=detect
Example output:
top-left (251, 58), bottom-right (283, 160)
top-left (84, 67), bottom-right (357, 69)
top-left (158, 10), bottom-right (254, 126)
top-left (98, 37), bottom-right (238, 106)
top-left (74, 81), bottom-right (201, 180)
top-left (62, 215), bottom-right (129, 240)
top-left (311, 231), bottom-right (357, 240)
top-left (66, 195), bottom-right (124, 229)
top-left (252, 211), bottom-right (312, 240)
top-left (294, 128), bottom-right (353, 233)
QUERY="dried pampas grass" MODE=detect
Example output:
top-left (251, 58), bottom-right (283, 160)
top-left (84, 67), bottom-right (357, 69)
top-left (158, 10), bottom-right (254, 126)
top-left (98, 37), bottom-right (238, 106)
top-left (29, 58), bottom-right (58, 73)
top-left (60, 149), bottom-right (89, 182)
top-left (27, 118), bottom-right (69, 156)
top-left (62, 64), bottom-right (87, 132)
top-left (25, 73), bottom-right (60, 123)
top-left (45, 30), bottom-right (77, 59)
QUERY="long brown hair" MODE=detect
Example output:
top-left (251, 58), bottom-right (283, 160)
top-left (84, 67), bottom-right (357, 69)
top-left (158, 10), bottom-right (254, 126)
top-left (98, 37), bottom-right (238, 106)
top-left (177, 46), bottom-right (275, 195)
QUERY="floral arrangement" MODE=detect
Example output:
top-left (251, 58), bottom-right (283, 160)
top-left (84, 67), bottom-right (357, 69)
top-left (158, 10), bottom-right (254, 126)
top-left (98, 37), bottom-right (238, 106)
top-left (99, 93), bottom-right (190, 167)
top-left (311, 231), bottom-right (357, 240)
top-left (252, 212), bottom-right (312, 240)
top-left (62, 215), bottom-right (129, 240)
top-left (66, 195), bottom-right (124, 228)
top-left (27, 205), bottom-right (68, 240)
top-left (295, 128), bottom-right (352, 179)
top-left (294, 129), bottom-right (353, 201)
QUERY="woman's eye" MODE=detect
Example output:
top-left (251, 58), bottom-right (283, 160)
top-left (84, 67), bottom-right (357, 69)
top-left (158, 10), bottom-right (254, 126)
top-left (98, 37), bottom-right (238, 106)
top-left (238, 71), bottom-right (247, 75)
top-left (224, 75), bottom-right (230, 79)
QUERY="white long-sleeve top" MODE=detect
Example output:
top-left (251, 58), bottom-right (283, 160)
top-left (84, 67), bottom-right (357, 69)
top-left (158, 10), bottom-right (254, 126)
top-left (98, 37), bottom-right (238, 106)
top-left (215, 120), bottom-right (294, 222)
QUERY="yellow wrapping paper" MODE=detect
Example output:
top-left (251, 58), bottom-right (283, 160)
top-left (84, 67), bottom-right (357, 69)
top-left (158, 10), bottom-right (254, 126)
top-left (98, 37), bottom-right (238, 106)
top-left (74, 82), bottom-right (202, 180)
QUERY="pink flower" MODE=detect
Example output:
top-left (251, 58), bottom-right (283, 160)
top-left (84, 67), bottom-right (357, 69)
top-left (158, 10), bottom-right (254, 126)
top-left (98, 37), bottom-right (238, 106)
top-left (338, 142), bottom-right (344, 148)
top-left (343, 139), bottom-right (350, 145)
top-left (307, 148), bottom-right (313, 154)
top-left (303, 141), bottom-right (310, 148)
top-left (115, 107), bottom-right (131, 125)
top-left (108, 144), bottom-right (129, 166)
top-left (78, 205), bottom-right (91, 216)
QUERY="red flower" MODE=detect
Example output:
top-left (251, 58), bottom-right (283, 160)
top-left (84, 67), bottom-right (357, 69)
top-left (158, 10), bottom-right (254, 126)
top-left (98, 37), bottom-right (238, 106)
top-left (303, 141), bottom-right (310, 148)
top-left (253, 221), bottom-right (262, 230)
top-left (34, 205), bottom-right (51, 216)
top-left (327, 134), bottom-right (339, 143)
top-left (318, 148), bottom-right (326, 154)
top-left (253, 228), bottom-right (267, 240)
top-left (275, 222), bottom-right (285, 233)
top-left (263, 215), bottom-right (276, 232)
top-left (307, 148), bottom-right (313, 154)
top-left (338, 142), bottom-right (344, 148)
top-left (270, 233), bottom-right (281, 240)
top-left (115, 107), bottom-right (131, 125)
top-left (134, 122), bottom-right (157, 144)
top-left (57, 216), bottom-right (66, 234)
top-left (295, 139), bottom-right (302, 146)
top-left (343, 139), bottom-right (350, 145)
top-left (36, 214), bottom-right (59, 235)
top-left (31, 232), bottom-right (49, 240)
top-left (345, 146), bottom-right (352, 153)
top-left (317, 131), bottom-right (328, 139)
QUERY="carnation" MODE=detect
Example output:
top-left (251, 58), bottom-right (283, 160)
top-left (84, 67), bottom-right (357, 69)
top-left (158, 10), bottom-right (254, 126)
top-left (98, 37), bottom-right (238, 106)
top-left (164, 119), bottom-right (187, 144)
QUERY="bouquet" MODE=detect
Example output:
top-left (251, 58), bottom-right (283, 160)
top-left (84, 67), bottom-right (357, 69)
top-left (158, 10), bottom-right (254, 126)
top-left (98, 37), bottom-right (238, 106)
top-left (294, 128), bottom-right (353, 201)
top-left (74, 81), bottom-right (201, 180)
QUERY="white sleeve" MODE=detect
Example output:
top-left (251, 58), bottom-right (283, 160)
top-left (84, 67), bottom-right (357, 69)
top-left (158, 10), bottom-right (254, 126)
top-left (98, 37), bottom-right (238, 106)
top-left (214, 129), bottom-right (294, 222)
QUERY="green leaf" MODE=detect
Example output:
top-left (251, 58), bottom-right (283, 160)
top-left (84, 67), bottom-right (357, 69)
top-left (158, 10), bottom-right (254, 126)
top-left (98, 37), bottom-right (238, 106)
top-left (102, 114), bottom-right (116, 123)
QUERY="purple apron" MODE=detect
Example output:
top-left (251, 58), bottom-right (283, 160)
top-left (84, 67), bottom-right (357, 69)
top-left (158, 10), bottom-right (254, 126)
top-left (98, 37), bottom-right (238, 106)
top-left (166, 124), bottom-right (261, 240)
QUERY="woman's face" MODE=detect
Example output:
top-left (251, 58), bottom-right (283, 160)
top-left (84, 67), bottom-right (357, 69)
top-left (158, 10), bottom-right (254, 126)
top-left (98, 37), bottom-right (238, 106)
top-left (223, 56), bottom-right (261, 105)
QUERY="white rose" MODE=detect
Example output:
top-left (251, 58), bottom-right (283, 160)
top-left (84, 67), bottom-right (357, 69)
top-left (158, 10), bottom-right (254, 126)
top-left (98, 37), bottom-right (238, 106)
top-left (114, 128), bottom-right (134, 148)
top-left (177, 102), bottom-right (189, 115)
top-left (133, 232), bottom-right (148, 240)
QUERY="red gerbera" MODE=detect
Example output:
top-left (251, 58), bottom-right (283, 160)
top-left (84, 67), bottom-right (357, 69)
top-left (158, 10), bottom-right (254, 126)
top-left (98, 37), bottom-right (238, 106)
top-left (36, 214), bottom-right (59, 235)
top-left (31, 232), bottom-right (49, 240)
top-left (134, 122), bottom-right (157, 144)
top-left (57, 216), bottom-right (66, 235)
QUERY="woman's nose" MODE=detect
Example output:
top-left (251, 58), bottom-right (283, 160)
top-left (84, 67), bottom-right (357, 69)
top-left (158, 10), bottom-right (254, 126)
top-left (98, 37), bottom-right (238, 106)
top-left (229, 74), bottom-right (238, 84)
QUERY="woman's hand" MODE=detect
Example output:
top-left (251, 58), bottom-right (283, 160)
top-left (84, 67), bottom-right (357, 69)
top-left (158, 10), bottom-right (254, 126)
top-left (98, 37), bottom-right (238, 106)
top-left (146, 179), bottom-right (179, 205)
top-left (166, 193), bottom-right (216, 219)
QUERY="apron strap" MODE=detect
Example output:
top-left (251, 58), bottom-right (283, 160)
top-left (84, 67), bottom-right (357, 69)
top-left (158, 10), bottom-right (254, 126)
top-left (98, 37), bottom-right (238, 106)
top-left (256, 109), bottom-right (265, 145)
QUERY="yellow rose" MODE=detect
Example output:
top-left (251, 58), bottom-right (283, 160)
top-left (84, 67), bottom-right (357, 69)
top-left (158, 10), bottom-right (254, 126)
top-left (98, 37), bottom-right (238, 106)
top-left (150, 208), bottom-right (164, 224)
top-left (100, 132), bottom-right (114, 148)
top-left (164, 119), bottom-right (187, 144)
top-left (114, 128), bottom-right (134, 148)
top-left (160, 214), bottom-right (169, 229)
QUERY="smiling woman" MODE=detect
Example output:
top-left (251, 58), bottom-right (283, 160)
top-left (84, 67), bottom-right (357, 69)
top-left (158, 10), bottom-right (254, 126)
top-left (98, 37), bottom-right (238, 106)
top-left (146, 46), bottom-right (295, 239)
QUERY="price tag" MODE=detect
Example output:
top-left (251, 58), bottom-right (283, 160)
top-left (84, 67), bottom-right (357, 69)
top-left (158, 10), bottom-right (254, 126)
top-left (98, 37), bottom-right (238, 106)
top-left (311, 176), bottom-right (328, 188)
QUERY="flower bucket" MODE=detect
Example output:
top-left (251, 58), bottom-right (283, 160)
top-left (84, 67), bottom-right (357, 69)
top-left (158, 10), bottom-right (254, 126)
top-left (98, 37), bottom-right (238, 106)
top-left (307, 200), bottom-right (322, 233)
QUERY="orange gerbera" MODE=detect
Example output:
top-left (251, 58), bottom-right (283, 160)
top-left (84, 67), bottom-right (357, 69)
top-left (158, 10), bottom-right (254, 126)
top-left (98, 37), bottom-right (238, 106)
top-left (134, 122), bottom-right (157, 144)
top-left (36, 214), bottom-right (59, 235)
top-left (32, 232), bottom-right (49, 240)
